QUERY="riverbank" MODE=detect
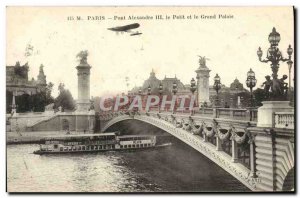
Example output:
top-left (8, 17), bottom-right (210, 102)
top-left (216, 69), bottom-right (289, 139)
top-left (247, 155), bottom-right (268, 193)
top-left (6, 131), bottom-right (87, 144)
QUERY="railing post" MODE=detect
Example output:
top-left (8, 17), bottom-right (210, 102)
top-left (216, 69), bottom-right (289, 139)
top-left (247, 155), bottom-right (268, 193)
top-left (213, 108), bottom-right (218, 118)
top-left (216, 136), bottom-right (222, 151)
top-left (231, 139), bottom-right (238, 163)
top-left (203, 133), bottom-right (207, 142)
top-left (230, 109), bottom-right (234, 118)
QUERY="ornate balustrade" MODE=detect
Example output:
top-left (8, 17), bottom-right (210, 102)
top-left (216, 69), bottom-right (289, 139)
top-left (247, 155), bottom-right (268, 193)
top-left (274, 112), bottom-right (294, 129)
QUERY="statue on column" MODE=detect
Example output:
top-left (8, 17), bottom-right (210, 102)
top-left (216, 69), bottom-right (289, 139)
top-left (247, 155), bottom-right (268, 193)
top-left (76, 50), bottom-right (89, 64)
top-left (198, 56), bottom-right (209, 67)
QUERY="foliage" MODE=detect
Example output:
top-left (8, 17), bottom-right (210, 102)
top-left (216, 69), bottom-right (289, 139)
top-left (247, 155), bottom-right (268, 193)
top-left (6, 82), bottom-right (55, 113)
top-left (53, 84), bottom-right (75, 111)
top-left (14, 62), bottom-right (29, 79)
top-left (253, 88), bottom-right (267, 107)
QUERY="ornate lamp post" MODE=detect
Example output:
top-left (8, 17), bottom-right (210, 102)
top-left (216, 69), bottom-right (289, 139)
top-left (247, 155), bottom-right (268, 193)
top-left (257, 27), bottom-right (293, 100)
top-left (213, 74), bottom-right (221, 107)
top-left (246, 69), bottom-right (257, 118)
top-left (158, 82), bottom-right (163, 113)
top-left (172, 81), bottom-right (178, 114)
top-left (190, 78), bottom-right (197, 115)
top-left (287, 45), bottom-right (293, 99)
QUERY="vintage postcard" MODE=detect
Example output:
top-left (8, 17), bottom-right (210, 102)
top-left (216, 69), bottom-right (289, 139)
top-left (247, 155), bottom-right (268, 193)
top-left (6, 6), bottom-right (295, 193)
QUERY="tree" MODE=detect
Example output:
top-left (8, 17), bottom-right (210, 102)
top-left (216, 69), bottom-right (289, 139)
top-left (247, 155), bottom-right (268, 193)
top-left (53, 83), bottom-right (75, 111)
top-left (253, 88), bottom-right (267, 107)
top-left (45, 82), bottom-right (55, 104)
top-left (6, 91), bottom-right (13, 113)
top-left (16, 93), bottom-right (32, 112)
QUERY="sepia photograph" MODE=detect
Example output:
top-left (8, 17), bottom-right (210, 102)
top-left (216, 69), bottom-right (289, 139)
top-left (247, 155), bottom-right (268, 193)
top-left (5, 6), bottom-right (295, 193)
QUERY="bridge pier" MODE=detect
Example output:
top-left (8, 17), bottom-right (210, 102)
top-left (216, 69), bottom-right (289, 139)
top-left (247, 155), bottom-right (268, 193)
top-left (249, 127), bottom-right (294, 191)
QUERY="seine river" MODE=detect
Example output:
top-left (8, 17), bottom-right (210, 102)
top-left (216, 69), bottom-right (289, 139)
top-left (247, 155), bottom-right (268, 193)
top-left (7, 121), bottom-right (250, 192)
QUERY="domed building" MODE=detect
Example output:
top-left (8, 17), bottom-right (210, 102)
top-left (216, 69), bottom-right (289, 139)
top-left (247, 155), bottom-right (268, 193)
top-left (132, 69), bottom-right (187, 95)
top-left (229, 78), bottom-right (246, 93)
top-left (141, 69), bottom-right (161, 93)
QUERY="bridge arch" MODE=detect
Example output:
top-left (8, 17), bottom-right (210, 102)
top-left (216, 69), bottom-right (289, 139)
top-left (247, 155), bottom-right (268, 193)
top-left (101, 114), bottom-right (258, 191)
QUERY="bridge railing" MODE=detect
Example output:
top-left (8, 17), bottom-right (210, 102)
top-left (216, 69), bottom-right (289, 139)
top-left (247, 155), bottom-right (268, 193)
top-left (274, 111), bottom-right (294, 129)
top-left (139, 110), bottom-right (255, 178)
top-left (99, 106), bottom-right (258, 122)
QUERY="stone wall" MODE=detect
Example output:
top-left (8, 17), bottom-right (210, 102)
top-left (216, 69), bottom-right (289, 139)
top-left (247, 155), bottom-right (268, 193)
top-left (8, 111), bottom-right (95, 133)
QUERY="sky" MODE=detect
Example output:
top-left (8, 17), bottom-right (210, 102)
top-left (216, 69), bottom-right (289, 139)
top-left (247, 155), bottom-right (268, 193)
top-left (6, 7), bottom-right (294, 98)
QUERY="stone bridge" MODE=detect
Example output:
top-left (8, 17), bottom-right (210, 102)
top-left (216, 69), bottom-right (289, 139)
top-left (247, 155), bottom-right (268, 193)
top-left (99, 109), bottom-right (294, 192)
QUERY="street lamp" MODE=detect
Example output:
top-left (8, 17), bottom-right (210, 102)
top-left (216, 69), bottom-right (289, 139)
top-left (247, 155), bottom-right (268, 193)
top-left (190, 78), bottom-right (197, 115)
top-left (213, 74), bottom-right (221, 107)
top-left (172, 81), bottom-right (178, 114)
top-left (287, 45), bottom-right (293, 99)
top-left (257, 27), bottom-right (293, 100)
top-left (158, 82), bottom-right (163, 113)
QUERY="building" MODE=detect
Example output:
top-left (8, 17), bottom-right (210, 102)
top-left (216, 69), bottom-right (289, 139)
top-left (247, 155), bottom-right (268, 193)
top-left (130, 69), bottom-right (249, 108)
top-left (131, 69), bottom-right (188, 95)
top-left (6, 62), bottom-right (47, 113)
top-left (8, 52), bottom-right (95, 133)
top-left (209, 78), bottom-right (250, 108)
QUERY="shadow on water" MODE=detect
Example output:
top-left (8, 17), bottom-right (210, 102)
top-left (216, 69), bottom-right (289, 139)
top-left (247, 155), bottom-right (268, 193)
top-left (105, 120), bottom-right (251, 192)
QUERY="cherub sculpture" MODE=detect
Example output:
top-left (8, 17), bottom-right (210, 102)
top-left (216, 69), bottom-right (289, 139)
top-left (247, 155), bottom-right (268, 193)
top-left (261, 75), bottom-right (272, 99)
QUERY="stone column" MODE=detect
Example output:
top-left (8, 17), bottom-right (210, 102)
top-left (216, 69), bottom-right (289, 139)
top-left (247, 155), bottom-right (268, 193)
top-left (195, 58), bottom-right (211, 107)
top-left (76, 52), bottom-right (91, 112)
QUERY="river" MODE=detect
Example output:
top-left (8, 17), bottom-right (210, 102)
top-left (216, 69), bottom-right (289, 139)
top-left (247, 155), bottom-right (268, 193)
top-left (7, 142), bottom-right (249, 192)
top-left (7, 120), bottom-right (250, 192)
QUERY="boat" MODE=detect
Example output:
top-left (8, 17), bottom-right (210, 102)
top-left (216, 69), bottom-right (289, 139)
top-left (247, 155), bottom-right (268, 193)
top-left (33, 132), bottom-right (171, 155)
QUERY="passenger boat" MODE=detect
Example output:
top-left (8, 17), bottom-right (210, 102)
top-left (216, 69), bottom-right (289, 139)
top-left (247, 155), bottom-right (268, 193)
top-left (33, 132), bottom-right (171, 155)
